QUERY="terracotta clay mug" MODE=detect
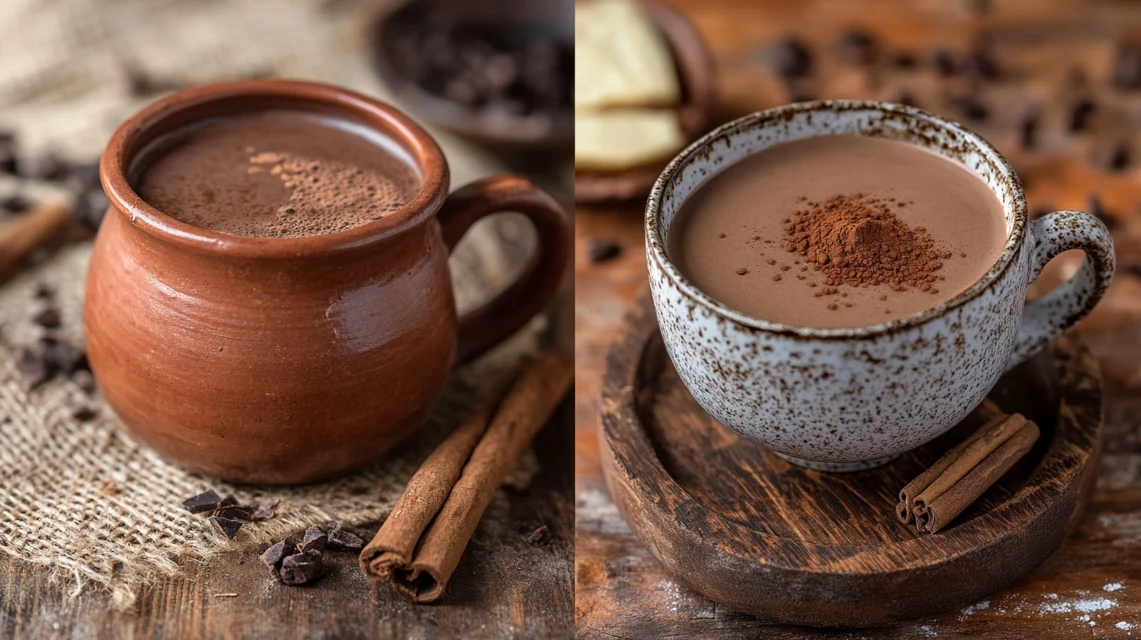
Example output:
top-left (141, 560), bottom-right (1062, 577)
top-left (646, 100), bottom-right (1115, 471)
top-left (85, 80), bottom-right (570, 484)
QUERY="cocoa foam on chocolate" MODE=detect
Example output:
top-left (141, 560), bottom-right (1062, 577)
top-left (668, 135), bottom-right (1007, 329)
top-left (135, 109), bottom-right (420, 239)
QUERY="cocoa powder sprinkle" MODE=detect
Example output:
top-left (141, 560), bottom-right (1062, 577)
top-left (781, 193), bottom-right (948, 293)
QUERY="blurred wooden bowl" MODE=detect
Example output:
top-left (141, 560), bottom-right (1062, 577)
top-left (370, 0), bottom-right (573, 151)
top-left (574, 2), bottom-right (716, 205)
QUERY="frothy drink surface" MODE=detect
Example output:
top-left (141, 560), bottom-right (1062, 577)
top-left (136, 109), bottom-right (420, 238)
top-left (669, 135), bottom-right (1007, 328)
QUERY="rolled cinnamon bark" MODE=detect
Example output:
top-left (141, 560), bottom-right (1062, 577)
top-left (358, 378), bottom-right (510, 582)
top-left (896, 399), bottom-right (1003, 524)
top-left (390, 350), bottom-right (572, 603)
top-left (918, 419), bottom-right (1040, 533)
top-left (912, 412), bottom-right (1027, 516)
top-left (0, 201), bottom-right (71, 282)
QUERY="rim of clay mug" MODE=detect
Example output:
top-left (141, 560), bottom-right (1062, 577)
top-left (100, 79), bottom-right (449, 260)
top-left (646, 99), bottom-right (1028, 339)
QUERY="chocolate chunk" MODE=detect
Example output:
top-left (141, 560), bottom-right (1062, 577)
top-left (260, 540), bottom-right (290, 570)
top-left (770, 37), bottom-right (812, 79)
top-left (964, 47), bottom-right (1000, 80)
top-left (1068, 98), bottom-right (1096, 132)
top-left (40, 338), bottom-right (84, 373)
top-left (251, 498), bottom-right (280, 522)
top-left (214, 504), bottom-right (254, 521)
top-left (183, 489), bottom-right (222, 514)
top-left (1018, 106), bottom-right (1041, 150)
top-left (73, 188), bottom-right (109, 230)
top-left (33, 283), bottom-right (54, 300)
top-left (835, 29), bottom-right (878, 65)
top-left (1, 193), bottom-right (31, 214)
top-left (1113, 43), bottom-right (1141, 91)
top-left (33, 307), bottom-right (62, 329)
top-left (18, 347), bottom-right (52, 389)
top-left (279, 550), bottom-right (324, 585)
top-left (298, 525), bottom-right (327, 553)
top-left (0, 134), bottom-right (16, 175)
top-left (527, 524), bottom-right (552, 546)
top-left (587, 237), bottom-right (622, 263)
top-left (70, 404), bottom-right (97, 422)
top-left (17, 152), bottom-right (68, 181)
top-left (1088, 194), bottom-right (1118, 230)
top-left (931, 48), bottom-right (960, 76)
top-left (325, 521), bottom-right (363, 551)
top-left (219, 494), bottom-right (239, 508)
top-left (209, 516), bottom-right (244, 540)
top-left (71, 369), bottom-right (96, 394)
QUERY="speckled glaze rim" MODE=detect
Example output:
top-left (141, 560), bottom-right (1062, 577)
top-left (100, 79), bottom-right (449, 260)
top-left (646, 99), bottom-right (1028, 339)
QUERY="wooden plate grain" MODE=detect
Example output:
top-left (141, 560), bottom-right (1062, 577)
top-left (599, 295), bottom-right (1103, 628)
top-left (574, 2), bottom-right (716, 204)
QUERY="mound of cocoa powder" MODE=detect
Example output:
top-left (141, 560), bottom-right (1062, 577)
top-left (782, 193), bottom-right (952, 294)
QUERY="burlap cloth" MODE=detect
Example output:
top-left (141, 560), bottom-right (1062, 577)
top-left (0, 0), bottom-right (545, 609)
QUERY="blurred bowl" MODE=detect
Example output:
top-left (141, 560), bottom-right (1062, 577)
top-left (574, 1), bottom-right (716, 205)
top-left (370, 0), bottom-right (573, 152)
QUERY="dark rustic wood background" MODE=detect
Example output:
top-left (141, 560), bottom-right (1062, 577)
top-left (576, 0), bottom-right (1141, 637)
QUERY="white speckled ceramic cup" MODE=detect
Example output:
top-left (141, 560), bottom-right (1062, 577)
top-left (646, 100), bottom-right (1115, 472)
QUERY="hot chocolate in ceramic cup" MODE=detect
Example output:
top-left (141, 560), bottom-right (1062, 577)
top-left (85, 80), bottom-right (571, 484)
top-left (647, 100), bottom-right (1114, 471)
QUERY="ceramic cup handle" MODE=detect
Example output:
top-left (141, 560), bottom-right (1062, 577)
top-left (438, 174), bottom-right (571, 365)
top-left (1007, 210), bottom-right (1115, 369)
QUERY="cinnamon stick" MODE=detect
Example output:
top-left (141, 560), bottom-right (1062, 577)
top-left (358, 377), bottom-right (512, 582)
top-left (0, 201), bottom-right (71, 282)
top-left (359, 349), bottom-right (573, 603)
top-left (896, 399), bottom-right (1004, 524)
top-left (918, 420), bottom-right (1039, 533)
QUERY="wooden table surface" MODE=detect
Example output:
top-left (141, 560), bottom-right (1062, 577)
top-left (575, 0), bottom-right (1141, 637)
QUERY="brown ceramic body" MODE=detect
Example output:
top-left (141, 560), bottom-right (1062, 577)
top-left (85, 80), bottom-right (570, 484)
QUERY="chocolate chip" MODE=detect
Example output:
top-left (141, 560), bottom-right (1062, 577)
top-left (1113, 43), bottom-right (1141, 91)
top-left (1018, 106), bottom-right (1041, 150)
top-left (835, 29), bottom-right (878, 65)
top-left (1068, 98), bottom-right (1096, 132)
top-left (279, 550), bottom-right (324, 585)
top-left (1088, 194), bottom-right (1118, 230)
top-left (32, 283), bottom-right (54, 300)
top-left (41, 338), bottom-right (85, 374)
top-left (1092, 140), bottom-right (1130, 172)
top-left (33, 307), bottom-right (61, 329)
top-left (71, 369), bottom-right (96, 394)
top-left (214, 504), bottom-right (254, 521)
top-left (527, 524), bottom-right (551, 546)
top-left (1, 193), bottom-right (31, 214)
top-left (251, 498), bottom-right (280, 522)
top-left (219, 494), bottom-right (239, 508)
top-left (889, 52), bottom-right (918, 69)
top-left (18, 347), bottom-right (51, 389)
top-left (182, 489), bottom-right (222, 514)
top-left (931, 48), bottom-right (960, 76)
top-left (587, 238), bottom-right (622, 263)
top-left (325, 521), bottom-right (363, 551)
top-left (17, 152), bottom-right (68, 181)
top-left (70, 404), bottom-right (97, 422)
top-left (209, 516), bottom-right (244, 540)
top-left (770, 37), bottom-right (812, 78)
top-left (298, 525), bottom-right (327, 553)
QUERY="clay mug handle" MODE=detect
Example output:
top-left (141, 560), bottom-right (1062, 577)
top-left (438, 174), bottom-right (571, 365)
top-left (1006, 210), bottom-right (1115, 369)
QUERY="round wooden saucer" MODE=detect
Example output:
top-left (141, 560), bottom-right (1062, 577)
top-left (574, 2), bottom-right (716, 205)
top-left (600, 295), bottom-right (1103, 628)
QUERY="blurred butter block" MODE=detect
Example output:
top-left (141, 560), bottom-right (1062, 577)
top-left (575, 109), bottom-right (685, 172)
top-left (575, 0), bottom-right (680, 109)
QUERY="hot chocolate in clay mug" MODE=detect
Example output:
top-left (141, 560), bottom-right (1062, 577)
top-left (646, 100), bottom-right (1115, 472)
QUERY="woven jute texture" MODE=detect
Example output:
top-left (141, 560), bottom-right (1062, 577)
top-left (0, 0), bottom-right (543, 610)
